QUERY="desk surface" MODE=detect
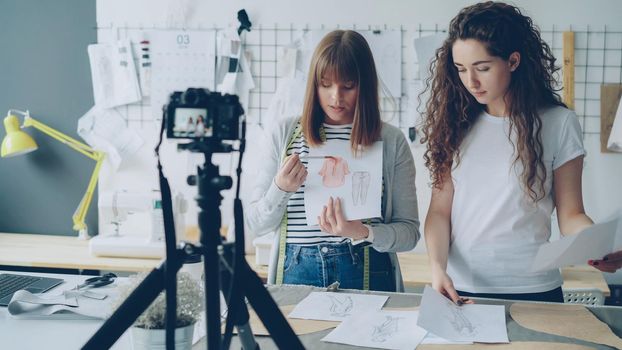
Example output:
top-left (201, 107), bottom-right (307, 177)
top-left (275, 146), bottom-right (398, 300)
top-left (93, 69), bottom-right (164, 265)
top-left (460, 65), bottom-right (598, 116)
top-left (0, 232), bottom-right (610, 296)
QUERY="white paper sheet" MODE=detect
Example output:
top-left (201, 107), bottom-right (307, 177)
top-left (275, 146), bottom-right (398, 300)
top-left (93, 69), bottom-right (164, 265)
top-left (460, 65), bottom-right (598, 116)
top-left (531, 215), bottom-right (621, 272)
top-left (77, 106), bottom-right (144, 170)
top-left (607, 93), bottom-right (622, 152)
top-left (88, 40), bottom-right (142, 108)
top-left (414, 33), bottom-right (447, 82)
top-left (322, 309), bottom-right (426, 350)
top-left (422, 332), bottom-right (473, 345)
top-left (303, 141), bottom-right (383, 226)
top-left (288, 292), bottom-right (388, 322)
top-left (150, 30), bottom-right (216, 120)
top-left (360, 30), bottom-right (403, 98)
top-left (417, 286), bottom-right (509, 343)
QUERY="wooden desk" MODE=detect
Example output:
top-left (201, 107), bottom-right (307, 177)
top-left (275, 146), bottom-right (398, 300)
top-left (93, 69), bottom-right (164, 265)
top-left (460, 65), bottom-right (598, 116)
top-left (1, 233), bottom-right (610, 296)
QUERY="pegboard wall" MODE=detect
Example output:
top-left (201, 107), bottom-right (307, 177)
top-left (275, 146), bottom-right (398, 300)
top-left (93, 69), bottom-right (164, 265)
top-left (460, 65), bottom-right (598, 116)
top-left (96, 23), bottom-right (622, 138)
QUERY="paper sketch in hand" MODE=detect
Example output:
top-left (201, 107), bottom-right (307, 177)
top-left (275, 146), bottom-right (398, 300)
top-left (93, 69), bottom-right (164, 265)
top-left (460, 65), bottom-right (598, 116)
top-left (288, 292), bottom-right (388, 322)
top-left (417, 286), bottom-right (509, 343)
top-left (88, 40), bottom-right (142, 108)
top-left (318, 157), bottom-right (350, 187)
top-left (531, 214), bottom-right (621, 272)
top-left (322, 309), bottom-right (427, 350)
top-left (352, 171), bottom-right (370, 206)
top-left (304, 140), bottom-right (383, 226)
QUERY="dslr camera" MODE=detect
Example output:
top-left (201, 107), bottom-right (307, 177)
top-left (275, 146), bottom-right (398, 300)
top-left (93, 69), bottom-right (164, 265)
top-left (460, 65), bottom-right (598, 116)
top-left (166, 88), bottom-right (244, 141)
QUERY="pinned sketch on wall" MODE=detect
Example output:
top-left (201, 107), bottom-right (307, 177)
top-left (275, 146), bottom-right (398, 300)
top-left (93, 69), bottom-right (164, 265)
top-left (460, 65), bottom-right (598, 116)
top-left (288, 292), bottom-right (388, 322)
top-left (360, 30), bottom-right (402, 98)
top-left (417, 286), bottom-right (509, 343)
top-left (266, 29), bottom-right (402, 126)
top-left (150, 30), bottom-right (216, 120)
top-left (87, 40), bottom-right (142, 109)
top-left (414, 33), bottom-right (447, 82)
top-left (304, 140), bottom-right (383, 226)
top-left (607, 94), bottom-right (622, 152)
top-left (77, 106), bottom-right (144, 170)
top-left (322, 309), bottom-right (427, 350)
top-left (138, 40), bottom-right (152, 97)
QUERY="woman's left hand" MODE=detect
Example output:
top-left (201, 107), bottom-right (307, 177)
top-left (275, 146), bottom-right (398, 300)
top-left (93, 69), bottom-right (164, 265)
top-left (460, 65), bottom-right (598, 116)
top-left (318, 197), bottom-right (369, 240)
top-left (589, 250), bottom-right (622, 273)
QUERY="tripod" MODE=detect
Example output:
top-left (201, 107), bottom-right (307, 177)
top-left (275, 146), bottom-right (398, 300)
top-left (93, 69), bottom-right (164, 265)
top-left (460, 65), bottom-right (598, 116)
top-left (83, 140), bottom-right (304, 350)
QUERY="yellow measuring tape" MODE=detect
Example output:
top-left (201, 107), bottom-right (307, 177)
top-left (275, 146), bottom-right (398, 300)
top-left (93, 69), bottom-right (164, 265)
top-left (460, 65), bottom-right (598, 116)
top-left (275, 122), bottom-right (370, 290)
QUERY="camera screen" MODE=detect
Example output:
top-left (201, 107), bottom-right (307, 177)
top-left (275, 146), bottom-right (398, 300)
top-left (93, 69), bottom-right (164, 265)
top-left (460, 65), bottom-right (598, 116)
top-left (173, 108), bottom-right (212, 138)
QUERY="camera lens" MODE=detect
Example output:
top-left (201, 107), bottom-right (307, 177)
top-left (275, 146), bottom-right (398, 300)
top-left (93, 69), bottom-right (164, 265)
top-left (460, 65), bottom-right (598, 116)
top-left (181, 88), bottom-right (205, 105)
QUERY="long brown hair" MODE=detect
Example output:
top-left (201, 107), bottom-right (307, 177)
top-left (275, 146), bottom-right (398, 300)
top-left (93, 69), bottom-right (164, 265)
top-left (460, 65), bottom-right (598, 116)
top-left (301, 30), bottom-right (381, 154)
top-left (421, 1), bottom-right (565, 201)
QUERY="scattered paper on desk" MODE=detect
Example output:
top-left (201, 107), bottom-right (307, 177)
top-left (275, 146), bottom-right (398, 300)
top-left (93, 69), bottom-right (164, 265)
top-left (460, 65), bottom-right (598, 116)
top-left (77, 106), bottom-right (144, 170)
top-left (88, 40), bottom-right (142, 108)
top-left (531, 215), bottom-right (621, 272)
top-left (417, 286), bottom-right (509, 343)
top-left (421, 332), bottom-right (473, 345)
top-left (322, 309), bottom-right (426, 350)
top-left (288, 292), bottom-right (388, 322)
top-left (8, 290), bottom-right (109, 320)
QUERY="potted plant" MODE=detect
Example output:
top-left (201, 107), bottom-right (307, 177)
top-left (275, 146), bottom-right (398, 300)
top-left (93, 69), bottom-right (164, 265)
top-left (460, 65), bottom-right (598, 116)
top-left (113, 272), bottom-right (203, 350)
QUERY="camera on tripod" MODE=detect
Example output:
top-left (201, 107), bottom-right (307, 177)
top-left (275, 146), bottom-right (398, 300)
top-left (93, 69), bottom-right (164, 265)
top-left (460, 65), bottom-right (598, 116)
top-left (166, 88), bottom-right (244, 141)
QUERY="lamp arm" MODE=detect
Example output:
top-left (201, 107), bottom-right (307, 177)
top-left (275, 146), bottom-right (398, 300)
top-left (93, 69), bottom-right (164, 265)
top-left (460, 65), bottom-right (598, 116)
top-left (72, 151), bottom-right (106, 234)
top-left (12, 111), bottom-right (106, 238)
top-left (23, 116), bottom-right (100, 161)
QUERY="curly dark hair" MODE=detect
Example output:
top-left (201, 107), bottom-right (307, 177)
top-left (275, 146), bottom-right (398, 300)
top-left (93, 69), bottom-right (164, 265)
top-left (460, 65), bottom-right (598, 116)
top-left (421, 1), bottom-right (565, 201)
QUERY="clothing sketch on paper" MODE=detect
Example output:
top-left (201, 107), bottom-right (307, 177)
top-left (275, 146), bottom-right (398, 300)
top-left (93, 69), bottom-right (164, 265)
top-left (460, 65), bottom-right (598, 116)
top-left (371, 315), bottom-right (403, 343)
top-left (446, 307), bottom-right (479, 337)
top-left (352, 171), bottom-right (370, 206)
top-left (318, 156), bottom-right (350, 188)
top-left (328, 295), bottom-right (354, 317)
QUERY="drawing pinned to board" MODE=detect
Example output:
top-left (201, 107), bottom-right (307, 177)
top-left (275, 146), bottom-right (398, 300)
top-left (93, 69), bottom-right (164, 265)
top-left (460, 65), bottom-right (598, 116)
top-left (87, 40), bottom-right (142, 109)
top-left (304, 140), bottom-right (383, 226)
top-left (288, 292), bottom-right (388, 322)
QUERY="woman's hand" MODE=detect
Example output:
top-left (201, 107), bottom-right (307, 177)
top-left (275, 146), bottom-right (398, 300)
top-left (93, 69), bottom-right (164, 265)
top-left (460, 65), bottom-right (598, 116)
top-left (589, 250), bottom-right (622, 273)
top-left (318, 197), bottom-right (369, 240)
top-left (275, 154), bottom-right (307, 193)
top-left (431, 267), bottom-right (473, 305)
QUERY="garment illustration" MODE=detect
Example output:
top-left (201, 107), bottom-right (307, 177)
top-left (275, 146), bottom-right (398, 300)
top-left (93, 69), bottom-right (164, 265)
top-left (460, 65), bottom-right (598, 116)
top-left (352, 171), bottom-right (370, 206)
top-left (371, 316), bottom-right (403, 342)
top-left (318, 156), bottom-right (350, 188)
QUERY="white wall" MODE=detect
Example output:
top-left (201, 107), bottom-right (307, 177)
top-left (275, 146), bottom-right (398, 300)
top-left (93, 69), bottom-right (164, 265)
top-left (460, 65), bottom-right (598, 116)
top-left (97, 0), bottom-right (622, 283)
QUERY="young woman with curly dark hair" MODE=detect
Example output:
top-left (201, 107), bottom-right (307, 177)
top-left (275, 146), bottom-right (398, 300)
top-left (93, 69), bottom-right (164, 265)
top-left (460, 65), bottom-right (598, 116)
top-left (422, 1), bottom-right (621, 303)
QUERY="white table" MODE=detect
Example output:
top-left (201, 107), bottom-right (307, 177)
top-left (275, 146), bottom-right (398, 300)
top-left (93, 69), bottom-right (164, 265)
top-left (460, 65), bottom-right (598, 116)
top-left (0, 271), bottom-right (132, 350)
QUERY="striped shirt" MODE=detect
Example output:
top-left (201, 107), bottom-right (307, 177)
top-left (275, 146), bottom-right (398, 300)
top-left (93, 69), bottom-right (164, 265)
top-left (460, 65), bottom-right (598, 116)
top-left (285, 122), bottom-right (383, 245)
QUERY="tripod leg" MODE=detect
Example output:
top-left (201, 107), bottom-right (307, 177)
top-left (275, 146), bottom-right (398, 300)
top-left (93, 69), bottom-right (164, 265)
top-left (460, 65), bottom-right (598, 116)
top-left (241, 263), bottom-right (305, 350)
top-left (82, 263), bottom-right (171, 350)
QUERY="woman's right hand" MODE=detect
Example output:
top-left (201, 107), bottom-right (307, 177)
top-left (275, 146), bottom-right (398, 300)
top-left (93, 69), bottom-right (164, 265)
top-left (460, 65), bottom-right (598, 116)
top-left (431, 269), bottom-right (473, 305)
top-left (275, 154), bottom-right (308, 192)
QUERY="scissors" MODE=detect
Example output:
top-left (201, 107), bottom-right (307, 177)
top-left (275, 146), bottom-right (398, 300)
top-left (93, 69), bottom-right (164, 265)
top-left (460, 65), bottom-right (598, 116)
top-left (76, 273), bottom-right (117, 290)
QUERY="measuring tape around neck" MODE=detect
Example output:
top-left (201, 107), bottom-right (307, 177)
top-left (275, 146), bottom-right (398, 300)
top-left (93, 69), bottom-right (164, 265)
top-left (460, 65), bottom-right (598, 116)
top-left (274, 122), bottom-right (370, 290)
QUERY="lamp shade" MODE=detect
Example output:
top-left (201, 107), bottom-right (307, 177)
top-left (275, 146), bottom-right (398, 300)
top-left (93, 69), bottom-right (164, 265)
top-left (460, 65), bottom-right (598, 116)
top-left (1, 114), bottom-right (38, 157)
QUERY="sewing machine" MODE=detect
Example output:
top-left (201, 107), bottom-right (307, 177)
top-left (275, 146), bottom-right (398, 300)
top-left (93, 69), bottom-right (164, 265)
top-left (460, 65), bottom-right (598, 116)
top-left (89, 190), bottom-right (187, 258)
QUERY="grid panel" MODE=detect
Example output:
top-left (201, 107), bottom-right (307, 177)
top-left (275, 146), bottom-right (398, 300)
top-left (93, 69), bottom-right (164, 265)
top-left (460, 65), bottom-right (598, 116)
top-left (95, 23), bottom-right (622, 137)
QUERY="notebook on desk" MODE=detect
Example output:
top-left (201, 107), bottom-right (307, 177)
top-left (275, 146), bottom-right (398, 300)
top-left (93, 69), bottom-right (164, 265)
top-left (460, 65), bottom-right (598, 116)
top-left (0, 273), bottom-right (64, 306)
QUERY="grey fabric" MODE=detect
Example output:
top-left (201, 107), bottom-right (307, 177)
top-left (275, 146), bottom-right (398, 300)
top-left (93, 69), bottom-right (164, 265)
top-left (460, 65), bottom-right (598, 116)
top-left (245, 116), bottom-right (421, 292)
top-left (223, 284), bottom-right (622, 350)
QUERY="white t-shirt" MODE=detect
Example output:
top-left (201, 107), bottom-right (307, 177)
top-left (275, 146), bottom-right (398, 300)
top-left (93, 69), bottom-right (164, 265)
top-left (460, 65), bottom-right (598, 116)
top-left (448, 106), bottom-right (585, 294)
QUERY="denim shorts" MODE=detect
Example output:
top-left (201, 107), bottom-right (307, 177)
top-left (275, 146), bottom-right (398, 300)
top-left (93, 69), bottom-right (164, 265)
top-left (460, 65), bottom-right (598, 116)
top-left (282, 241), bottom-right (396, 292)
